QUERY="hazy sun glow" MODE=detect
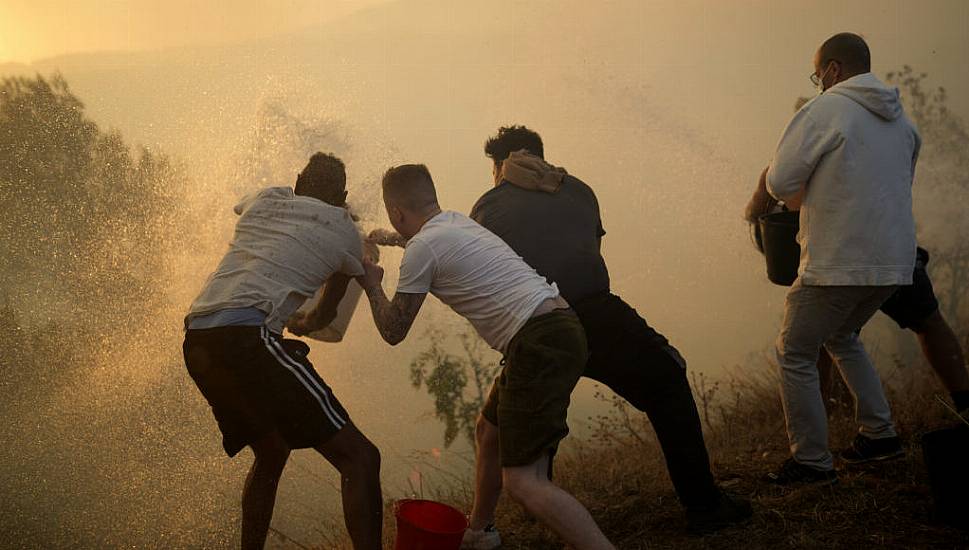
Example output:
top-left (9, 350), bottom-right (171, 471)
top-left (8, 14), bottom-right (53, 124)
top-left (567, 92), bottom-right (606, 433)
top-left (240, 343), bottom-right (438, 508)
top-left (0, 0), bottom-right (389, 64)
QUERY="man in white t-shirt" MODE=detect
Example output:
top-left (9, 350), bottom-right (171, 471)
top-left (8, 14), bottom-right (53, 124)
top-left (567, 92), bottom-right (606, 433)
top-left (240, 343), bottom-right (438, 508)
top-left (183, 153), bottom-right (382, 550)
top-left (357, 164), bottom-right (615, 550)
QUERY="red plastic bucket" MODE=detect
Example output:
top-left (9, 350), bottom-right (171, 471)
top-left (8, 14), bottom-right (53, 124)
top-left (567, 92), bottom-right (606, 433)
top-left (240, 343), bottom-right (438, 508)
top-left (394, 499), bottom-right (468, 550)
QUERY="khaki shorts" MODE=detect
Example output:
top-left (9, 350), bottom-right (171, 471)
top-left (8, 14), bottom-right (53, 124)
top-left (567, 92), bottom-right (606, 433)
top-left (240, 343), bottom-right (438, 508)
top-left (482, 310), bottom-right (587, 467)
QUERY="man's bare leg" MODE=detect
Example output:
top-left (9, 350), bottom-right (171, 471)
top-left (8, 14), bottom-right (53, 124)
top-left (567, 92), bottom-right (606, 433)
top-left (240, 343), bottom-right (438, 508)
top-left (502, 454), bottom-right (615, 550)
top-left (315, 422), bottom-right (383, 550)
top-left (243, 431), bottom-right (291, 550)
top-left (468, 415), bottom-right (502, 530)
top-left (911, 310), bottom-right (969, 398)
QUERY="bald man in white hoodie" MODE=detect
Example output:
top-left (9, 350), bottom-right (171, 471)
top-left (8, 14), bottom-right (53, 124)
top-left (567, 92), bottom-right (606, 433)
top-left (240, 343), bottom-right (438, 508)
top-left (763, 33), bottom-right (920, 485)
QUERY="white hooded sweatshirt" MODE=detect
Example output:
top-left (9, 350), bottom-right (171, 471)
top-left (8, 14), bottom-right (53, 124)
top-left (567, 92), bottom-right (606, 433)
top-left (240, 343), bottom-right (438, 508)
top-left (767, 72), bottom-right (920, 286)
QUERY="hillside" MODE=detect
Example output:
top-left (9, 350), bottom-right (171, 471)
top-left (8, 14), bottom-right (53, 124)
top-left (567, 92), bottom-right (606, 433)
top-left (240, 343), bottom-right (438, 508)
top-left (369, 362), bottom-right (968, 549)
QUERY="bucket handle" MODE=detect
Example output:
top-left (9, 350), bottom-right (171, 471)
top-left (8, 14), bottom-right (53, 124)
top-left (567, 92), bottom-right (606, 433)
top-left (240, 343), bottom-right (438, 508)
top-left (935, 395), bottom-right (969, 428)
top-left (395, 469), bottom-right (425, 515)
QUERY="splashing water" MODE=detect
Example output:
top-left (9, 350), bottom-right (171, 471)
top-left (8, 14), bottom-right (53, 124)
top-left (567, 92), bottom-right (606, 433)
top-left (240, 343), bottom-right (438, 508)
top-left (0, 85), bottom-right (454, 548)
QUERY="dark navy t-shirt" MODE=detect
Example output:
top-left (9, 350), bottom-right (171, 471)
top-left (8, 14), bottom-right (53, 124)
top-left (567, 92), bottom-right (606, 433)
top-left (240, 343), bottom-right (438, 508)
top-left (470, 175), bottom-right (610, 305)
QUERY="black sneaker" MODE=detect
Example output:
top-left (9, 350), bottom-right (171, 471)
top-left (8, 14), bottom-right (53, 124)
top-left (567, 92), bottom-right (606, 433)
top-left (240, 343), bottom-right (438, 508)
top-left (686, 492), bottom-right (753, 534)
top-left (765, 458), bottom-right (838, 485)
top-left (840, 434), bottom-right (905, 464)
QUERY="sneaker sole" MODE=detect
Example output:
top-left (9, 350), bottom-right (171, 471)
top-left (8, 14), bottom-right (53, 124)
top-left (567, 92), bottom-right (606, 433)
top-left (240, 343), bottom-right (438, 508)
top-left (840, 449), bottom-right (905, 465)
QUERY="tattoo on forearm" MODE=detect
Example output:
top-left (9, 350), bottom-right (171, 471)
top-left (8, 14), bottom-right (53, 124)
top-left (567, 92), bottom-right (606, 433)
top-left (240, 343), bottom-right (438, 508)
top-left (365, 287), bottom-right (424, 344)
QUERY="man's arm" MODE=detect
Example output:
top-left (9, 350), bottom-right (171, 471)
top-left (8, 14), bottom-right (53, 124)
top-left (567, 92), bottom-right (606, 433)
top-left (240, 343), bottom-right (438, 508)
top-left (744, 166), bottom-right (779, 223)
top-left (766, 108), bottom-right (838, 202)
top-left (584, 183), bottom-right (606, 252)
top-left (367, 228), bottom-right (407, 248)
top-left (287, 273), bottom-right (352, 335)
top-left (782, 189), bottom-right (805, 211)
top-left (357, 258), bottom-right (426, 345)
top-left (595, 212), bottom-right (606, 252)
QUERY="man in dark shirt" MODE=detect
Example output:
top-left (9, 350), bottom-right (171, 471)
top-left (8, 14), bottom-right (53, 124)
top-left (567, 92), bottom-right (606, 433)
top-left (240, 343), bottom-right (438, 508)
top-left (471, 162), bottom-right (611, 304)
top-left (465, 126), bottom-right (752, 541)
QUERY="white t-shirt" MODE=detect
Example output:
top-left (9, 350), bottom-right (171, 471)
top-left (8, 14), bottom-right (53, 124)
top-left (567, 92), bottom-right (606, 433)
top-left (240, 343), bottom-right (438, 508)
top-left (396, 211), bottom-right (559, 352)
top-left (185, 187), bottom-right (364, 333)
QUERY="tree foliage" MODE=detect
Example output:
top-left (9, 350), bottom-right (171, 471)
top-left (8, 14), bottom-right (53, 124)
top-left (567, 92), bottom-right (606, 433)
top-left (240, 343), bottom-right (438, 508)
top-left (0, 73), bottom-right (181, 328)
top-left (887, 66), bottom-right (969, 328)
top-left (409, 328), bottom-right (500, 448)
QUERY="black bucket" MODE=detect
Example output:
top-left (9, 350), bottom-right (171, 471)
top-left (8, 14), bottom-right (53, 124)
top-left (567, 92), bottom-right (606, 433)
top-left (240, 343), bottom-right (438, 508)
top-left (922, 426), bottom-right (969, 529)
top-left (758, 210), bottom-right (800, 286)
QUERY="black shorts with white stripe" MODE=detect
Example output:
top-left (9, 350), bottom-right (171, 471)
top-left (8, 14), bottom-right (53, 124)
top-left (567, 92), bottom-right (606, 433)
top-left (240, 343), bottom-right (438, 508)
top-left (183, 325), bottom-right (350, 457)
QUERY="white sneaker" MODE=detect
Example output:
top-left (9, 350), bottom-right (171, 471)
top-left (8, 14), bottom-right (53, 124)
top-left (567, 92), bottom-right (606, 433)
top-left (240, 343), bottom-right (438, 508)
top-left (460, 525), bottom-right (501, 550)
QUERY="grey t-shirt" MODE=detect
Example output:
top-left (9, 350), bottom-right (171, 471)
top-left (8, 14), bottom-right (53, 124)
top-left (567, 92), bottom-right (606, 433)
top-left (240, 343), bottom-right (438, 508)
top-left (185, 187), bottom-right (364, 333)
top-left (470, 175), bottom-right (609, 305)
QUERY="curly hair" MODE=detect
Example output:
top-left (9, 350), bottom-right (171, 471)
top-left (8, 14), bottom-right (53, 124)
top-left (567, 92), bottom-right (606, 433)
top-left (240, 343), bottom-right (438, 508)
top-left (294, 152), bottom-right (346, 206)
top-left (484, 125), bottom-right (544, 163)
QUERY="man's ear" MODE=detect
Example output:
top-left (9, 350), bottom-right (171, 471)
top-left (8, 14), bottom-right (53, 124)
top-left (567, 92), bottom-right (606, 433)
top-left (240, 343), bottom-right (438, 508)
top-left (830, 60), bottom-right (844, 85)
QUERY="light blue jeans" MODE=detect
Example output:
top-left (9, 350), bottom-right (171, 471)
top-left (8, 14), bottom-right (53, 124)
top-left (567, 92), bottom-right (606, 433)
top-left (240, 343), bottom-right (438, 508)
top-left (775, 281), bottom-right (899, 470)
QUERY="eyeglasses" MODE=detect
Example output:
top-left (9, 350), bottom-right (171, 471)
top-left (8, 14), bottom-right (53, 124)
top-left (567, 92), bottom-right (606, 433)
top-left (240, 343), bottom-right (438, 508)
top-left (810, 59), bottom-right (837, 86)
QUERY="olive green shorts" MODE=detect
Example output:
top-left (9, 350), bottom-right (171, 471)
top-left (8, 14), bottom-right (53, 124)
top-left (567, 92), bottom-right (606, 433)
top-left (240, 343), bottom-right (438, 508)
top-left (482, 310), bottom-right (588, 467)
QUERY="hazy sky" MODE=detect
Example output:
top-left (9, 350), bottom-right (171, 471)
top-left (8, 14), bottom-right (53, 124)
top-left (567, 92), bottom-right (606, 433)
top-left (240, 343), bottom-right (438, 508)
top-left (5, 0), bottom-right (964, 364)
top-left (0, 0), bottom-right (389, 63)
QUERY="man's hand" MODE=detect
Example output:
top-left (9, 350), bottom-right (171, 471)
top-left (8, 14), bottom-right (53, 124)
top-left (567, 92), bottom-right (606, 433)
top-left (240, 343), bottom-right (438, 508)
top-left (784, 189), bottom-right (805, 211)
top-left (744, 166), bottom-right (779, 223)
top-left (358, 257), bottom-right (384, 291)
top-left (285, 273), bottom-right (352, 336)
top-left (286, 310), bottom-right (318, 336)
top-left (367, 228), bottom-right (407, 248)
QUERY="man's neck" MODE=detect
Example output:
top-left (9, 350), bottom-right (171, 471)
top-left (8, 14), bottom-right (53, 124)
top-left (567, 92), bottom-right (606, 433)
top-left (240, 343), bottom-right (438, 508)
top-left (415, 206), bottom-right (443, 231)
top-left (834, 71), bottom-right (865, 87)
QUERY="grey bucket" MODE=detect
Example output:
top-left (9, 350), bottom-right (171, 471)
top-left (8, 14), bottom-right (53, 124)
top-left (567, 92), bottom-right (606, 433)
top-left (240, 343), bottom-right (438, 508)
top-left (758, 210), bottom-right (800, 286)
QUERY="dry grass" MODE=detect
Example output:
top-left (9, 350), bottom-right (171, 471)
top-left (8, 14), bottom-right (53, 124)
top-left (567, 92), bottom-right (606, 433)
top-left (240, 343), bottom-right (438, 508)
top-left (366, 357), bottom-right (969, 549)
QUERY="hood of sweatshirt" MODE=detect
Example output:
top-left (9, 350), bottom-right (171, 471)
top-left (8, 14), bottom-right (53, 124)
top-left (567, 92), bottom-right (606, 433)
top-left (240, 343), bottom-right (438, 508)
top-left (825, 72), bottom-right (902, 121)
top-left (499, 150), bottom-right (568, 193)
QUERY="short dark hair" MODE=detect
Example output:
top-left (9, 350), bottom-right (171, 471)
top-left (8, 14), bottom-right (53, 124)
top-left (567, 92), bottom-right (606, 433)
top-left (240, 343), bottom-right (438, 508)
top-left (294, 152), bottom-right (346, 206)
top-left (381, 164), bottom-right (438, 212)
top-left (818, 33), bottom-right (871, 74)
top-left (484, 125), bottom-right (544, 163)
